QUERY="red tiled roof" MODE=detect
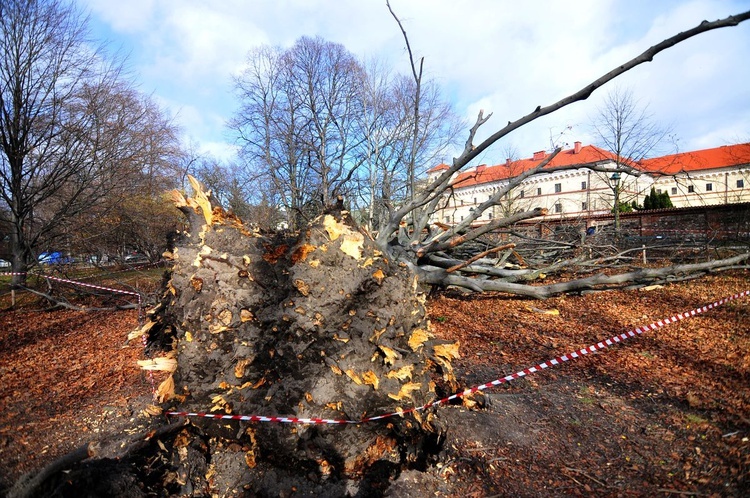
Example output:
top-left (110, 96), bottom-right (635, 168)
top-left (450, 145), bottom-right (620, 188)
top-left (638, 143), bottom-right (750, 175)
top-left (427, 163), bottom-right (450, 174)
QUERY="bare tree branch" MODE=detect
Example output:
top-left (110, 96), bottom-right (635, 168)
top-left (418, 253), bottom-right (750, 299)
top-left (377, 10), bottom-right (750, 249)
top-left (445, 243), bottom-right (515, 273)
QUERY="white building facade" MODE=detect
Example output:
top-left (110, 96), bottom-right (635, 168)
top-left (428, 142), bottom-right (750, 225)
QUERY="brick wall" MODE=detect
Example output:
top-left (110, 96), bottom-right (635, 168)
top-left (511, 203), bottom-right (750, 246)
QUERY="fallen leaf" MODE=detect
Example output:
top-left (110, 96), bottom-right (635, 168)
top-left (526, 306), bottom-right (559, 316)
top-left (378, 345), bottom-right (400, 366)
top-left (433, 342), bottom-right (461, 361)
top-left (372, 269), bottom-right (385, 284)
top-left (330, 364), bottom-right (343, 376)
top-left (386, 365), bottom-right (414, 381)
top-left (294, 279), bottom-right (310, 296)
top-left (345, 369), bottom-right (362, 385)
top-left (143, 405), bottom-right (163, 417)
top-left (291, 244), bottom-right (316, 264)
top-left (235, 358), bottom-right (252, 379)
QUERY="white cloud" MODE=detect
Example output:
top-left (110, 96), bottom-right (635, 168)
top-left (78, 0), bottom-right (750, 164)
top-left (83, 0), bottom-right (157, 32)
top-left (199, 140), bottom-right (239, 161)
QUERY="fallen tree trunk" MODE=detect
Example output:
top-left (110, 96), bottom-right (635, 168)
top-left (418, 252), bottom-right (750, 299)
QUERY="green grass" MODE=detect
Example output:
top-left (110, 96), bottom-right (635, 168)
top-left (684, 413), bottom-right (708, 425)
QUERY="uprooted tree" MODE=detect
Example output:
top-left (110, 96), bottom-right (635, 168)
top-left (10, 8), bottom-right (750, 498)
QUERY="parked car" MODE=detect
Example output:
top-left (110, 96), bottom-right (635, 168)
top-left (0, 259), bottom-right (10, 268)
top-left (38, 252), bottom-right (73, 264)
top-left (124, 252), bottom-right (149, 264)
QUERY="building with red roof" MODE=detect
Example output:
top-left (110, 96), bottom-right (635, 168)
top-left (639, 144), bottom-right (750, 207)
top-left (428, 142), bottom-right (750, 225)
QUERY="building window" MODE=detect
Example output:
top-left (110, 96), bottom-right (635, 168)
top-left (672, 187), bottom-right (677, 195)
top-left (460, 216), bottom-right (464, 221)
top-left (656, 189), bottom-right (663, 194)
top-left (519, 190), bottom-right (525, 198)
top-left (473, 197), bottom-right (477, 204)
top-left (554, 203), bottom-right (562, 213)
top-left (488, 212), bottom-right (493, 220)
top-left (554, 183), bottom-right (562, 193)
top-left (688, 185), bottom-right (695, 193)
top-left (444, 216), bottom-right (450, 224)
top-left (581, 181), bottom-right (587, 190)
top-left (537, 187), bottom-right (542, 196)
top-left (582, 201), bottom-right (588, 210)
top-left (706, 183), bottom-right (713, 191)
top-left (738, 179), bottom-right (745, 188)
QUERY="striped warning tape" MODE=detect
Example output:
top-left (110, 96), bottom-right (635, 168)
top-left (2, 271), bottom-right (141, 297)
top-left (166, 290), bottom-right (749, 425)
top-left (44, 274), bottom-right (144, 323)
top-left (41, 274), bottom-right (141, 298)
top-left (2, 272), bottom-right (143, 316)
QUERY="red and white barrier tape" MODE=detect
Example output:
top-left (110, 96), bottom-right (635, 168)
top-left (166, 290), bottom-right (749, 425)
top-left (2, 272), bottom-right (143, 319)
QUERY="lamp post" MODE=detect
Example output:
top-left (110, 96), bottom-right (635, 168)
top-left (610, 172), bottom-right (622, 234)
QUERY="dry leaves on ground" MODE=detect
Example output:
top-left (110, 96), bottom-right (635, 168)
top-left (0, 270), bottom-right (748, 497)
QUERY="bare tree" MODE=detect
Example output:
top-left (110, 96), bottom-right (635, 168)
top-left (352, 58), bottom-right (462, 231)
top-left (591, 87), bottom-right (673, 230)
top-left (231, 37), bottom-right (461, 232)
top-left (0, 0), bottom-right (166, 284)
top-left (68, 89), bottom-right (184, 263)
top-left (230, 39), bottom-right (364, 229)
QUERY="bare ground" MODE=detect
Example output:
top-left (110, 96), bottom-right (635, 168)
top-left (1, 270), bottom-right (748, 497)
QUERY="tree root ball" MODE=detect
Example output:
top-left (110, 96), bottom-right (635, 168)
top-left (140, 189), bottom-right (461, 494)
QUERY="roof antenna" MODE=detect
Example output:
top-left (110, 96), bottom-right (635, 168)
top-left (548, 125), bottom-right (573, 151)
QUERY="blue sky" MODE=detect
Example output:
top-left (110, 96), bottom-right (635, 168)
top-left (79, 0), bottom-right (750, 166)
